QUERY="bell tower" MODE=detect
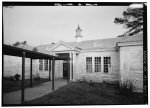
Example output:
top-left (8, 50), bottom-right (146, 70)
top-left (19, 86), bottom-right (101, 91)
top-left (75, 25), bottom-right (82, 42)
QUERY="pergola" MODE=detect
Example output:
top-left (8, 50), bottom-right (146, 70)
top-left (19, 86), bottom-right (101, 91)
top-left (3, 44), bottom-right (70, 103)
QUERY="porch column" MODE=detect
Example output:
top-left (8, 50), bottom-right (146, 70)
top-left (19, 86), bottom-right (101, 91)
top-left (101, 57), bottom-right (104, 73)
top-left (67, 58), bottom-right (70, 83)
top-left (71, 53), bottom-right (73, 80)
top-left (30, 58), bottom-right (32, 87)
top-left (21, 52), bottom-right (25, 103)
top-left (52, 58), bottom-right (55, 90)
top-left (69, 52), bottom-right (72, 81)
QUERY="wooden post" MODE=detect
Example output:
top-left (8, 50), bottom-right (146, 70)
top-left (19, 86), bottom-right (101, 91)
top-left (71, 53), bottom-right (73, 80)
top-left (67, 58), bottom-right (70, 83)
top-left (30, 58), bottom-right (32, 87)
top-left (21, 52), bottom-right (25, 103)
top-left (52, 58), bottom-right (55, 90)
top-left (49, 59), bottom-right (51, 81)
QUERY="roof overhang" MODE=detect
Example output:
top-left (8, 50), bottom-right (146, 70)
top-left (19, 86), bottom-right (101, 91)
top-left (3, 44), bottom-right (68, 60)
top-left (117, 41), bottom-right (143, 47)
top-left (80, 48), bottom-right (117, 53)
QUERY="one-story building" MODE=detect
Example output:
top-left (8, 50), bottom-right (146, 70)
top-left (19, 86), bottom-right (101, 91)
top-left (4, 25), bottom-right (143, 92)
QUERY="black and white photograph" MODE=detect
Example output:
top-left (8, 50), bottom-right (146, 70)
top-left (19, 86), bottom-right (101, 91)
top-left (2, 1), bottom-right (148, 106)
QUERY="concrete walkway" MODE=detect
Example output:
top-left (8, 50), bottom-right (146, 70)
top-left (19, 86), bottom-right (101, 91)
top-left (3, 79), bottom-right (68, 105)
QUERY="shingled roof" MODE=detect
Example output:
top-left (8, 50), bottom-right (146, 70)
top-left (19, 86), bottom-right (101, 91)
top-left (36, 33), bottom-right (143, 52)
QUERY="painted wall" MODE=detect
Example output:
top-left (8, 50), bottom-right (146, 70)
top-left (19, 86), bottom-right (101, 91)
top-left (73, 50), bottom-right (120, 83)
top-left (3, 55), bottom-right (38, 79)
top-left (119, 45), bottom-right (143, 92)
top-left (4, 55), bottom-right (63, 79)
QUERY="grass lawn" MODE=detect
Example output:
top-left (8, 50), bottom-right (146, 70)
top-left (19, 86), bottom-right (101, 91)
top-left (3, 78), bottom-right (49, 93)
top-left (24, 81), bottom-right (145, 105)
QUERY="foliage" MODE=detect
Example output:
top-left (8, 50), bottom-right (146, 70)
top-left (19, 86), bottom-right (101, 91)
top-left (12, 41), bottom-right (27, 46)
top-left (34, 73), bottom-right (41, 81)
top-left (12, 41), bottom-right (20, 46)
top-left (14, 74), bottom-right (21, 81)
top-left (32, 47), bottom-right (38, 52)
top-left (114, 8), bottom-right (143, 36)
top-left (21, 41), bottom-right (27, 45)
top-left (119, 79), bottom-right (134, 96)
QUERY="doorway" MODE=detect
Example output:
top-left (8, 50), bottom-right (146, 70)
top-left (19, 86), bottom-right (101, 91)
top-left (63, 61), bottom-right (69, 78)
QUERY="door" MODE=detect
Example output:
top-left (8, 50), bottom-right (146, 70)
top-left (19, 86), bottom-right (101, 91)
top-left (63, 63), bottom-right (69, 78)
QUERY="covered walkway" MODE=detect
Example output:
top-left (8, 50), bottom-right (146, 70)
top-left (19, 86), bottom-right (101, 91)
top-left (3, 79), bottom-right (67, 104)
top-left (2, 44), bottom-right (70, 105)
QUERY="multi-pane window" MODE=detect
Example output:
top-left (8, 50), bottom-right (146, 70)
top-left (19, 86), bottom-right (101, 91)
top-left (95, 57), bottom-right (101, 72)
top-left (86, 57), bottom-right (92, 73)
top-left (39, 59), bottom-right (49, 71)
top-left (104, 57), bottom-right (111, 73)
top-left (44, 59), bottom-right (49, 71)
top-left (39, 59), bottom-right (43, 71)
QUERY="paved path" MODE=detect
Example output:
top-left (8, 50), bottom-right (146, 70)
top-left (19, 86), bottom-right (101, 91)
top-left (3, 79), bottom-right (68, 105)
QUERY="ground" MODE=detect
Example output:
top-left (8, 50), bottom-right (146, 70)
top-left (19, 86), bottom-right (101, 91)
top-left (24, 81), bottom-right (145, 105)
top-left (3, 77), bottom-right (49, 93)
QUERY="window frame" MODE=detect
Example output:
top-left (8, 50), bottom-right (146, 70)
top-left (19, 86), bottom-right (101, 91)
top-left (94, 57), bottom-right (101, 72)
top-left (86, 57), bottom-right (93, 73)
top-left (39, 59), bottom-right (43, 71)
top-left (103, 57), bottom-right (111, 73)
top-left (44, 59), bottom-right (49, 71)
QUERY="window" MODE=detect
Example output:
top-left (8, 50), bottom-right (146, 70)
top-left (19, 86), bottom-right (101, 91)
top-left (44, 59), bottom-right (49, 71)
top-left (86, 57), bottom-right (92, 73)
top-left (39, 59), bottom-right (43, 71)
top-left (39, 59), bottom-right (49, 71)
top-left (95, 57), bottom-right (101, 72)
top-left (104, 57), bottom-right (111, 73)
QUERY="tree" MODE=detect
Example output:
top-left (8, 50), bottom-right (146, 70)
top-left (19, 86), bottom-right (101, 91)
top-left (21, 41), bottom-right (27, 45)
top-left (12, 41), bottom-right (20, 46)
top-left (114, 8), bottom-right (143, 36)
top-left (32, 47), bottom-right (38, 52)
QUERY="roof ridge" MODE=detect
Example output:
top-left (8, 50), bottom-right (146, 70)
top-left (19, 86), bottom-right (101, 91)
top-left (67, 36), bottom-right (120, 44)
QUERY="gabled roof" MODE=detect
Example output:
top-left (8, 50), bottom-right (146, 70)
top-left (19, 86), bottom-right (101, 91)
top-left (68, 33), bottom-right (143, 50)
top-left (35, 33), bottom-right (143, 52)
top-left (49, 41), bottom-right (81, 51)
top-left (36, 44), bottom-right (55, 54)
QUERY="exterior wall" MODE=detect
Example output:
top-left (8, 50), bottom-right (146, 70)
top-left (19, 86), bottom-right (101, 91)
top-left (54, 60), bottom-right (63, 78)
top-left (33, 60), bottom-right (63, 79)
top-left (73, 50), bottom-right (120, 83)
top-left (4, 55), bottom-right (37, 79)
top-left (119, 45), bottom-right (143, 92)
top-left (4, 55), bottom-right (63, 79)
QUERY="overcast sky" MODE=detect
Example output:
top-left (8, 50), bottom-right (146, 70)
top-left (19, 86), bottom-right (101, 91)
top-left (3, 6), bottom-right (128, 46)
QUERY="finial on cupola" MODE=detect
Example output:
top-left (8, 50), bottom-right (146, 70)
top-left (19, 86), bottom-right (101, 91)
top-left (75, 25), bottom-right (82, 42)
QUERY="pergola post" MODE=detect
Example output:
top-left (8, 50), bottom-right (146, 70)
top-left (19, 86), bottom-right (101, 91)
top-left (49, 59), bottom-right (51, 81)
top-left (30, 58), bottom-right (32, 87)
top-left (52, 58), bottom-right (55, 90)
top-left (67, 58), bottom-right (70, 83)
top-left (71, 53), bottom-right (73, 80)
top-left (21, 52), bottom-right (25, 103)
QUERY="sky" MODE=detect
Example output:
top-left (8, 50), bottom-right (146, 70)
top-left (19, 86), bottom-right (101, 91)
top-left (3, 6), bottom-right (129, 46)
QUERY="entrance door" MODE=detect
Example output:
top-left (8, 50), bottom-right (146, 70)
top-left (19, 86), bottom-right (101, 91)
top-left (63, 63), bottom-right (69, 78)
